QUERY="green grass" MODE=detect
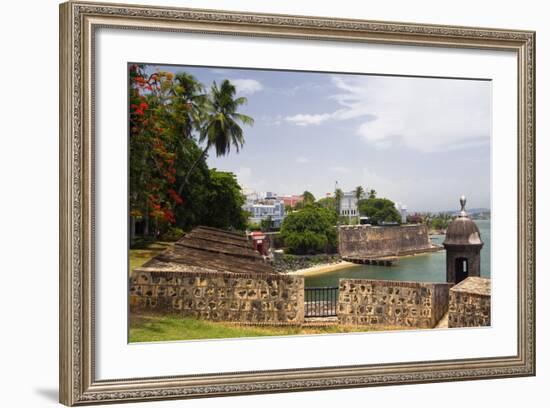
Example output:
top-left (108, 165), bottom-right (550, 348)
top-left (129, 241), bottom-right (173, 274)
top-left (129, 314), bottom-right (406, 342)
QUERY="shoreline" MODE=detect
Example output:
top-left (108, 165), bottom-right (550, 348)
top-left (284, 247), bottom-right (445, 277)
top-left (285, 260), bottom-right (361, 276)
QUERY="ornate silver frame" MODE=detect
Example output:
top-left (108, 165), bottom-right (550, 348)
top-left (59, 1), bottom-right (536, 405)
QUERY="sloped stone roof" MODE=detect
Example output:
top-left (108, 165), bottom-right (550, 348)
top-left (450, 276), bottom-right (491, 296)
top-left (141, 226), bottom-right (274, 274)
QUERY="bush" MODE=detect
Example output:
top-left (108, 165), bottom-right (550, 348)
top-left (357, 198), bottom-right (401, 225)
top-left (158, 226), bottom-right (185, 242)
top-left (280, 205), bottom-right (338, 255)
top-left (247, 223), bottom-right (261, 232)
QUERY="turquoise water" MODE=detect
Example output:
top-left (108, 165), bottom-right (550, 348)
top-left (305, 220), bottom-right (491, 287)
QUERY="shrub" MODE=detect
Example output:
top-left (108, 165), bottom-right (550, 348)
top-left (357, 197), bottom-right (401, 225)
top-left (159, 226), bottom-right (185, 241)
top-left (280, 205), bottom-right (338, 255)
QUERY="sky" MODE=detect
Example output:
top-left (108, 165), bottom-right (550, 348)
top-left (145, 64), bottom-right (491, 212)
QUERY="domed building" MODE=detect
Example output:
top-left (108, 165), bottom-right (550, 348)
top-left (443, 196), bottom-right (484, 284)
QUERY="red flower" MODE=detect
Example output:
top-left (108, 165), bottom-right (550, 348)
top-left (168, 189), bottom-right (183, 205)
top-left (162, 209), bottom-right (175, 223)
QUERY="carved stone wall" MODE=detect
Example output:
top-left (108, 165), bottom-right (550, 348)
top-left (448, 277), bottom-right (491, 327)
top-left (338, 224), bottom-right (437, 258)
top-left (337, 279), bottom-right (452, 328)
top-left (130, 268), bottom-right (304, 324)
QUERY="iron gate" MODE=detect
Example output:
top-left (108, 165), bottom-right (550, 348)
top-left (304, 286), bottom-right (338, 317)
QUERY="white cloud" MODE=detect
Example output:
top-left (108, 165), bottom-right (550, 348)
top-left (235, 166), bottom-right (266, 191)
top-left (296, 156), bottom-right (311, 164)
top-left (230, 78), bottom-right (264, 95)
top-left (285, 113), bottom-right (334, 126)
top-left (285, 75), bottom-right (491, 153)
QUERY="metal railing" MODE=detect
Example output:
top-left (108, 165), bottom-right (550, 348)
top-left (304, 287), bottom-right (339, 317)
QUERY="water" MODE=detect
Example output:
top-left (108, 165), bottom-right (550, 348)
top-left (305, 220), bottom-right (491, 288)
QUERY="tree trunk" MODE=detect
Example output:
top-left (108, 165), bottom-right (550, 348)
top-left (144, 212), bottom-right (149, 236)
top-left (177, 144), bottom-right (210, 196)
top-left (130, 216), bottom-right (136, 245)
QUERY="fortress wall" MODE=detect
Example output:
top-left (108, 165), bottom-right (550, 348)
top-left (448, 277), bottom-right (491, 328)
top-left (130, 269), bottom-right (305, 324)
top-left (338, 224), bottom-right (433, 258)
top-left (337, 279), bottom-right (452, 328)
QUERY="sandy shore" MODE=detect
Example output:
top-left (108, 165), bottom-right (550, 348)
top-left (286, 261), bottom-right (360, 276)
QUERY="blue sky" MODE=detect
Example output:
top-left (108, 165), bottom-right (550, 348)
top-left (144, 64), bottom-right (491, 212)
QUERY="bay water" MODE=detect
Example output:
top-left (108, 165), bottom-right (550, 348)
top-left (305, 220), bottom-right (491, 288)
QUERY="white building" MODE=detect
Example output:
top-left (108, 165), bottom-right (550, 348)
top-left (395, 202), bottom-right (408, 224)
top-left (339, 191), bottom-right (363, 217)
top-left (243, 199), bottom-right (286, 228)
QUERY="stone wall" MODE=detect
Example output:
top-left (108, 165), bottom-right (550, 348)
top-left (448, 277), bottom-right (491, 328)
top-left (130, 268), bottom-right (305, 324)
top-left (337, 279), bottom-right (452, 328)
top-left (338, 224), bottom-right (437, 258)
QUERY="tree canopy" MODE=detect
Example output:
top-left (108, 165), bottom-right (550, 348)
top-left (357, 197), bottom-right (401, 225)
top-left (201, 169), bottom-right (247, 231)
top-left (128, 64), bottom-right (252, 241)
top-left (302, 191), bottom-right (316, 205)
top-left (280, 205), bottom-right (338, 254)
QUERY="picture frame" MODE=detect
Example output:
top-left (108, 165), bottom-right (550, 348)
top-left (59, 1), bottom-right (536, 405)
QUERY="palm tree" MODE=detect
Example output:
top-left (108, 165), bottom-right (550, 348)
top-left (368, 189), bottom-right (377, 199)
top-left (178, 79), bottom-right (254, 195)
top-left (353, 186), bottom-right (364, 223)
top-left (171, 72), bottom-right (207, 139)
top-left (334, 188), bottom-right (344, 218)
top-left (302, 190), bottom-right (315, 205)
top-left (354, 186), bottom-right (364, 202)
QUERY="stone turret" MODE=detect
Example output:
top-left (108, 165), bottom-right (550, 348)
top-left (443, 196), bottom-right (484, 284)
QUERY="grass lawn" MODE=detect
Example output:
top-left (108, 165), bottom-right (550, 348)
top-left (129, 241), bottom-right (174, 274)
top-left (129, 313), bottom-right (409, 342)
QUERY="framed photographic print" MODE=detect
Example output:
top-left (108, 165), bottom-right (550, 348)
top-left (59, 1), bottom-right (536, 405)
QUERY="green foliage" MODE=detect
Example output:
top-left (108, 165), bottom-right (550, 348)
top-left (199, 80), bottom-right (254, 157)
top-left (357, 197), bottom-right (401, 225)
top-left (354, 186), bottom-right (365, 201)
top-left (174, 138), bottom-right (212, 231)
top-left (201, 169), bottom-right (247, 231)
top-left (421, 212), bottom-right (453, 230)
top-left (316, 196), bottom-right (336, 211)
top-left (247, 222), bottom-right (261, 232)
top-left (334, 188), bottom-right (344, 215)
top-left (260, 215), bottom-right (274, 232)
top-left (129, 314), bottom-right (390, 342)
top-left (302, 191), bottom-right (315, 205)
top-left (158, 227), bottom-right (185, 242)
top-left (128, 65), bottom-right (253, 238)
top-left (280, 205), bottom-right (338, 254)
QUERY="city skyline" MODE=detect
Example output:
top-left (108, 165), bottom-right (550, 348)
top-left (146, 64), bottom-right (491, 212)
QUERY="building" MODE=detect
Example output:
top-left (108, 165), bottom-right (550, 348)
top-left (339, 191), bottom-right (362, 217)
top-left (243, 199), bottom-right (286, 228)
top-left (277, 194), bottom-right (304, 208)
top-left (241, 187), bottom-right (287, 228)
top-left (395, 202), bottom-right (408, 224)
